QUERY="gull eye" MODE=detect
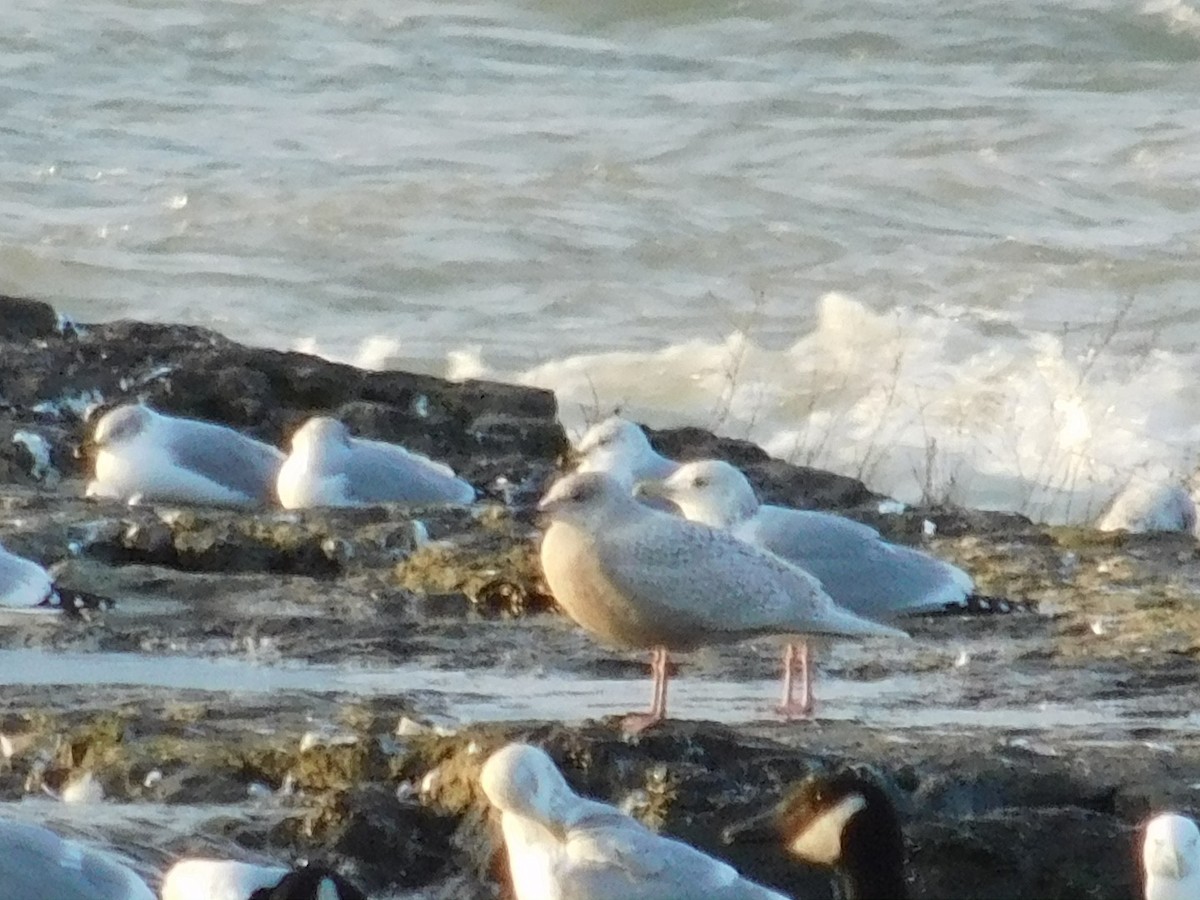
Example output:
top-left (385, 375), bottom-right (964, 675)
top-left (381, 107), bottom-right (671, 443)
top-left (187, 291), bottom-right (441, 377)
top-left (693, 476), bottom-right (709, 488)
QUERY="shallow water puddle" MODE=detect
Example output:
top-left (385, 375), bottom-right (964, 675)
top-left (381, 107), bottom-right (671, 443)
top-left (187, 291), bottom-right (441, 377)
top-left (0, 648), bottom-right (1195, 735)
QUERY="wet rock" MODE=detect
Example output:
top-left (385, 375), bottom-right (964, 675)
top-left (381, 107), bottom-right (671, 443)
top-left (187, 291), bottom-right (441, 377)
top-left (328, 786), bottom-right (460, 889)
top-left (0, 298), bottom-right (568, 494)
top-left (393, 509), bottom-right (554, 618)
top-left (76, 506), bottom-right (478, 576)
top-left (4, 304), bottom-right (1200, 900)
top-left (648, 425), bottom-right (883, 510)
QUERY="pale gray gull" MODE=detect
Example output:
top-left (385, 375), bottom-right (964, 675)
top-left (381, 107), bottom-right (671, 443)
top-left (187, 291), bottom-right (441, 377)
top-left (0, 541), bottom-right (111, 615)
top-left (1096, 477), bottom-right (1198, 535)
top-left (0, 817), bottom-right (154, 900)
top-left (723, 768), bottom-right (907, 900)
top-left (573, 415), bottom-right (677, 487)
top-left (480, 742), bottom-right (789, 900)
top-left (161, 858), bottom-right (367, 900)
top-left (276, 416), bottom-right (475, 508)
top-left (639, 459), bottom-right (973, 717)
top-left (537, 471), bottom-right (907, 731)
top-left (1143, 812), bottom-right (1200, 900)
top-left (86, 404), bottom-right (283, 507)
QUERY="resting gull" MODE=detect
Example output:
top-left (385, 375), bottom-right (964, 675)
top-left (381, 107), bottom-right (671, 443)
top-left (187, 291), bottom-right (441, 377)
top-left (639, 459), bottom-right (973, 716)
top-left (723, 768), bottom-right (908, 900)
top-left (1096, 478), bottom-right (1198, 535)
top-left (537, 471), bottom-right (906, 731)
top-left (1143, 812), bottom-right (1200, 900)
top-left (0, 541), bottom-right (111, 615)
top-left (86, 404), bottom-right (283, 507)
top-left (161, 858), bottom-right (367, 900)
top-left (0, 817), bottom-right (154, 900)
top-left (573, 416), bottom-right (677, 487)
top-left (276, 416), bottom-right (475, 508)
top-left (480, 742), bottom-right (788, 900)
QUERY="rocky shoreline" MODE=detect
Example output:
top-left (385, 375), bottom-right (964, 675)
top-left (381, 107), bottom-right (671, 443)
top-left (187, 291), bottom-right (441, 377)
top-left (2, 295), bottom-right (1199, 899)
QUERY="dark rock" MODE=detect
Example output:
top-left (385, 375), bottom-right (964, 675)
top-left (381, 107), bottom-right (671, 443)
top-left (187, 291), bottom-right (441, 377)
top-left (329, 786), bottom-right (459, 889)
top-left (0, 301), bottom-right (567, 495)
top-left (648, 425), bottom-right (883, 510)
top-left (0, 296), bottom-right (58, 340)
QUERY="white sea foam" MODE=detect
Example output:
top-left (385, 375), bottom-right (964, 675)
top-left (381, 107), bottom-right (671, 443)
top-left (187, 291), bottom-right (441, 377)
top-left (416, 293), bottom-right (1197, 525)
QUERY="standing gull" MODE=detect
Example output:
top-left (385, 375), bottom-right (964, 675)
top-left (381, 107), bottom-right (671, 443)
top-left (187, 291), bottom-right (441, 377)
top-left (0, 541), bottom-right (111, 615)
top-left (639, 459), bottom-right (973, 716)
top-left (276, 416), bottom-right (475, 508)
top-left (0, 817), bottom-right (154, 900)
top-left (480, 742), bottom-right (789, 900)
top-left (537, 471), bottom-right (906, 731)
top-left (1143, 812), bottom-right (1200, 900)
top-left (573, 416), bottom-right (677, 487)
top-left (86, 404), bottom-right (283, 507)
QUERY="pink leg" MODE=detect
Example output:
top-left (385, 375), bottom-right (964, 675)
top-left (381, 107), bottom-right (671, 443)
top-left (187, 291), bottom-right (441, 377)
top-left (776, 640), bottom-right (815, 720)
top-left (622, 646), bottom-right (670, 734)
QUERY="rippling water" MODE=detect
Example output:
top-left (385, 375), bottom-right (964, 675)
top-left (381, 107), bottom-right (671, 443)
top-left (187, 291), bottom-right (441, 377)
top-left (5, 0), bottom-right (1200, 519)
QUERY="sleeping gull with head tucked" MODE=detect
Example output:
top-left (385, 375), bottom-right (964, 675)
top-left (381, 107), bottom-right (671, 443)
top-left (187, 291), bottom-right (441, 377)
top-left (639, 459), bottom-right (974, 717)
top-left (573, 416), bottom-right (677, 487)
top-left (0, 541), bottom-right (111, 615)
top-left (0, 817), bottom-right (154, 900)
top-left (480, 742), bottom-right (788, 900)
top-left (86, 404), bottom-right (283, 507)
top-left (161, 858), bottom-right (367, 900)
top-left (276, 416), bottom-right (475, 508)
top-left (1143, 812), bottom-right (1200, 900)
top-left (538, 471), bottom-right (906, 731)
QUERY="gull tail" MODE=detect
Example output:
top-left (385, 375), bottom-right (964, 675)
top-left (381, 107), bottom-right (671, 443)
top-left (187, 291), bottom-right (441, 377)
top-left (809, 602), bottom-right (911, 640)
top-left (922, 593), bottom-right (1038, 617)
top-left (41, 587), bottom-right (115, 619)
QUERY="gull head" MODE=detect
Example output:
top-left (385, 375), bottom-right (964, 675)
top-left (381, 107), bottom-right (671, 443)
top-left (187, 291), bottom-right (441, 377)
top-left (91, 403), bottom-right (154, 449)
top-left (537, 471), bottom-right (632, 527)
top-left (637, 459), bottom-right (759, 528)
top-left (291, 416), bottom-right (352, 452)
top-left (479, 743), bottom-right (576, 830)
top-left (573, 416), bottom-right (675, 486)
top-left (723, 769), bottom-right (902, 872)
top-left (1144, 812), bottom-right (1200, 885)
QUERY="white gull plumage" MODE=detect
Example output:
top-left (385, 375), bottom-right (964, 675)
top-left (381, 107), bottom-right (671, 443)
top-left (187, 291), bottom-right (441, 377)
top-left (1143, 812), bottom-right (1200, 900)
top-left (0, 541), bottom-right (55, 609)
top-left (480, 742), bottom-right (788, 900)
top-left (1096, 477), bottom-right (1198, 535)
top-left (0, 817), bottom-right (154, 900)
top-left (276, 416), bottom-right (475, 508)
top-left (644, 459), bottom-right (974, 618)
top-left (86, 404), bottom-right (283, 507)
top-left (640, 459), bottom-right (972, 716)
top-left (0, 541), bottom-right (108, 615)
top-left (538, 471), bottom-right (906, 730)
top-left (161, 858), bottom-right (366, 900)
top-left (573, 416), bottom-right (677, 487)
